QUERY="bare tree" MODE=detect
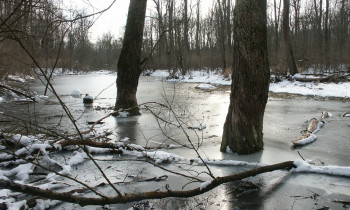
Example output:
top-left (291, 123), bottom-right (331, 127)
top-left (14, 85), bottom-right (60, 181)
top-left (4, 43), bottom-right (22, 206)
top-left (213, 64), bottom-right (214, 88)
top-left (114, 0), bottom-right (148, 115)
top-left (221, 0), bottom-right (270, 154)
top-left (282, 0), bottom-right (298, 75)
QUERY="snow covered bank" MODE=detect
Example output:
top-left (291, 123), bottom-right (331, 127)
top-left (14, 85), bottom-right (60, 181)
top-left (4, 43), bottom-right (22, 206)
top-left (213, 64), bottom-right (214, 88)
top-left (149, 70), bottom-right (350, 98)
top-left (269, 80), bottom-right (350, 98)
top-left (150, 70), bottom-right (231, 85)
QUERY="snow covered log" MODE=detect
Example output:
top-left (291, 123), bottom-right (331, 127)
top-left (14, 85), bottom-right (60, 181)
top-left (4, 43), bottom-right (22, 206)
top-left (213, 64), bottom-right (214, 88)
top-left (292, 118), bottom-right (324, 147)
top-left (341, 112), bottom-right (350, 117)
top-left (307, 118), bottom-right (324, 134)
top-left (321, 111), bottom-right (332, 119)
top-left (292, 133), bottom-right (317, 147)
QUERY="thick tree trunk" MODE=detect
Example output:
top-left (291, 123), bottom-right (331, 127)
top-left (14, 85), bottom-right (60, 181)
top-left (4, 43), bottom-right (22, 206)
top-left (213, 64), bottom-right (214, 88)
top-left (282, 0), bottom-right (298, 75)
top-left (221, 0), bottom-right (270, 154)
top-left (115, 0), bottom-right (147, 115)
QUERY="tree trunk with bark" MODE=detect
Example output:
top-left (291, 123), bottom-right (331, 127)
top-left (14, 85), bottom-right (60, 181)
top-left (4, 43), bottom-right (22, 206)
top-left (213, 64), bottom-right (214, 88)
top-left (114, 0), bottom-right (148, 115)
top-left (221, 0), bottom-right (270, 154)
top-left (324, 0), bottom-right (330, 70)
top-left (283, 0), bottom-right (298, 75)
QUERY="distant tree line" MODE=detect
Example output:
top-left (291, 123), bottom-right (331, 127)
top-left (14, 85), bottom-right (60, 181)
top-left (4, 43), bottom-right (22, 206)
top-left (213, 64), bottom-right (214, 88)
top-left (0, 0), bottom-right (349, 77)
top-left (0, 0), bottom-right (121, 77)
top-left (142, 0), bottom-right (350, 75)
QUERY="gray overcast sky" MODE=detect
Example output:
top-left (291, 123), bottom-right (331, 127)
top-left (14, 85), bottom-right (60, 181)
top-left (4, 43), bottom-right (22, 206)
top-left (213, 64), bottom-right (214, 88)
top-left (68, 0), bottom-right (215, 42)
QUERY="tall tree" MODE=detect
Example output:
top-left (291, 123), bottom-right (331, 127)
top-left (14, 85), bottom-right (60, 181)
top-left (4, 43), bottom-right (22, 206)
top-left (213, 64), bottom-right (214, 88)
top-left (216, 0), bottom-right (227, 72)
top-left (282, 0), bottom-right (298, 75)
top-left (221, 0), bottom-right (270, 154)
top-left (274, 0), bottom-right (282, 56)
top-left (324, 0), bottom-right (330, 70)
top-left (114, 0), bottom-right (148, 115)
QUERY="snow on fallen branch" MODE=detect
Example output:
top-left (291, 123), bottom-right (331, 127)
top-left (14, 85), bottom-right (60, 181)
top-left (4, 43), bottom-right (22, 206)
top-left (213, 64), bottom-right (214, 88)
top-left (0, 161), bottom-right (296, 206)
top-left (292, 160), bottom-right (350, 177)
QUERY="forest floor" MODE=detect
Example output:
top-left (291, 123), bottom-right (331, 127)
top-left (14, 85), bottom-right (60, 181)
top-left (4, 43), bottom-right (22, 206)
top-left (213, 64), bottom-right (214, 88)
top-left (0, 69), bottom-right (349, 209)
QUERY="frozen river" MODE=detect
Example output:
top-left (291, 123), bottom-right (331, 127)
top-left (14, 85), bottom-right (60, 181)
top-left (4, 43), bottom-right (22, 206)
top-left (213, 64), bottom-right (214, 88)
top-left (1, 72), bottom-right (350, 209)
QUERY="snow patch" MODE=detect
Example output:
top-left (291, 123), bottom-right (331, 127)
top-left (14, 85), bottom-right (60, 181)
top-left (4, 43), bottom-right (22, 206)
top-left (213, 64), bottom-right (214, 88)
top-left (120, 137), bottom-right (129, 142)
top-left (117, 111), bottom-right (129, 118)
top-left (269, 80), bottom-right (350, 98)
top-left (293, 160), bottom-right (350, 177)
top-left (32, 199), bottom-right (61, 210)
top-left (196, 84), bottom-right (216, 90)
top-left (150, 70), bottom-right (170, 77)
top-left (197, 158), bottom-right (264, 167)
top-left (6, 200), bottom-right (26, 210)
top-left (145, 151), bottom-right (182, 164)
top-left (200, 181), bottom-right (211, 191)
top-left (71, 89), bottom-right (82, 97)
top-left (199, 123), bottom-right (206, 131)
top-left (128, 144), bottom-right (145, 151)
top-left (226, 146), bottom-right (233, 154)
top-left (0, 163), bottom-right (33, 181)
top-left (67, 150), bottom-right (87, 166)
top-left (168, 144), bottom-right (183, 149)
top-left (87, 146), bottom-right (111, 154)
top-left (7, 75), bottom-right (26, 83)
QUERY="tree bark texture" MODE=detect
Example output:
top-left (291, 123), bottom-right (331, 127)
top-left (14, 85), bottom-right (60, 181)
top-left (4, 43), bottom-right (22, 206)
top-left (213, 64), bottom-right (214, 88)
top-left (115, 0), bottom-right (147, 115)
top-left (221, 0), bottom-right (270, 154)
top-left (282, 0), bottom-right (298, 75)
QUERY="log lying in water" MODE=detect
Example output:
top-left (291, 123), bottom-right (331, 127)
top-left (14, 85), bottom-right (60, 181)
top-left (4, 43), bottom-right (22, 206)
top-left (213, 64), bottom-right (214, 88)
top-left (292, 133), bottom-right (318, 147)
top-left (292, 118), bottom-right (324, 147)
top-left (307, 118), bottom-right (324, 134)
top-left (341, 112), bottom-right (350, 117)
top-left (321, 111), bottom-right (332, 119)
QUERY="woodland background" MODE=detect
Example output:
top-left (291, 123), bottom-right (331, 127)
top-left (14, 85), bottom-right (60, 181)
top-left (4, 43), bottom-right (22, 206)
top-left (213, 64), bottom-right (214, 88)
top-left (0, 0), bottom-right (349, 77)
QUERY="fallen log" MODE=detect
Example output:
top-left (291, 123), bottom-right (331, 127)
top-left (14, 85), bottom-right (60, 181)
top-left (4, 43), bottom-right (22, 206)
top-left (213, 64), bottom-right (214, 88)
top-left (292, 133), bottom-right (317, 147)
top-left (307, 118), bottom-right (324, 134)
top-left (292, 118), bottom-right (324, 147)
top-left (321, 111), bottom-right (332, 119)
top-left (341, 112), bottom-right (350, 117)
